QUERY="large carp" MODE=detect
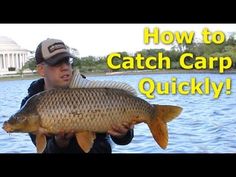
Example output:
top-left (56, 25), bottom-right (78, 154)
top-left (2, 72), bottom-right (182, 153)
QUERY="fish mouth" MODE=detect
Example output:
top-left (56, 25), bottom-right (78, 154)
top-left (2, 122), bottom-right (13, 133)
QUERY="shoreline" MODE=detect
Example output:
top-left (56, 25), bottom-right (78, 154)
top-left (1, 69), bottom-right (236, 81)
top-left (85, 69), bottom-right (236, 77)
top-left (0, 74), bottom-right (40, 81)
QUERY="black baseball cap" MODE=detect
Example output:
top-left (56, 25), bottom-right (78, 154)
top-left (35, 38), bottom-right (76, 65)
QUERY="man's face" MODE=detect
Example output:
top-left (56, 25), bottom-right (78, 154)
top-left (37, 58), bottom-right (73, 89)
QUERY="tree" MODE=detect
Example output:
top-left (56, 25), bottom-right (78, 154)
top-left (22, 58), bottom-right (36, 72)
top-left (226, 33), bottom-right (236, 46)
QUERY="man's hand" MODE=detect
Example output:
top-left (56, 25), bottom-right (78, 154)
top-left (54, 131), bottom-right (74, 148)
top-left (107, 123), bottom-right (134, 138)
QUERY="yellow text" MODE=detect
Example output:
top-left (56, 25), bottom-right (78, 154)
top-left (179, 53), bottom-right (232, 73)
top-left (138, 77), bottom-right (232, 99)
top-left (144, 27), bottom-right (195, 45)
top-left (107, 52), bottom-right (171, 70)
top-left (201, 28), bottom-right (225, 44)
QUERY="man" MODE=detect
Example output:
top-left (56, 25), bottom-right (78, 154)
top-left (21, 38), bottom-right (134, 153)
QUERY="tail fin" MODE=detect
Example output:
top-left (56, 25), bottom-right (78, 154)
top-left (148, 105), bottom-right (182, 149)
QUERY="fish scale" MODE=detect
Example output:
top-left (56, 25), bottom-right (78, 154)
top-left (34, 88), bottom-right (152, 133)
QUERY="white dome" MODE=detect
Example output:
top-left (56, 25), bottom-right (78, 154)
top-left (0, 36), bottom-right (22, 50)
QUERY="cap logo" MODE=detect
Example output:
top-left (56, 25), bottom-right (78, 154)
top-left (48, 42), bottom-right (66, 53)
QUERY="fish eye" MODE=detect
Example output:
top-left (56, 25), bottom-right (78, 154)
top-left (15, 116), bottom-right (26, 122)
top-left (21, 117), bottom-right (27, 122)
top-left (14, 116), bottom-right (20, 122)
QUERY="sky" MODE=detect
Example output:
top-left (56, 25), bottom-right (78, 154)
top-left (0, 24), bottom-right (236, 57)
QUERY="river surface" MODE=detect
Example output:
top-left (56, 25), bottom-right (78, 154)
top-left (0, 73), bottom-right (235, 153)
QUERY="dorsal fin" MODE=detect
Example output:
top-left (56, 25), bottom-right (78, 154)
top-left (69, 70), bottom-right (137, 96)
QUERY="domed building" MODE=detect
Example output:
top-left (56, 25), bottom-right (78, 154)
top-left (0, 36), bottom-right (29, 74)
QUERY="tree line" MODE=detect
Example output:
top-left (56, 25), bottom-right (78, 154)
top-left (23, 34), bottom-right (236, 74)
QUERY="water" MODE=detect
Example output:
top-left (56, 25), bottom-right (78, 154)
top-left (0, 73), bottom-right (236, 153)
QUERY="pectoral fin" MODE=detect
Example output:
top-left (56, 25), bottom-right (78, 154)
top-left (75, 131), bottom-right (96, 153)
top-left (36, 133), bottom-right (47, 153)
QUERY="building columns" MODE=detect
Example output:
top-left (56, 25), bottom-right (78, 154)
top-left (0, 51), bottom-right (28, 73)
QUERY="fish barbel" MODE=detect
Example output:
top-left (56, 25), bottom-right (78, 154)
top-left (2, 71), bottom-right (182, 153)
